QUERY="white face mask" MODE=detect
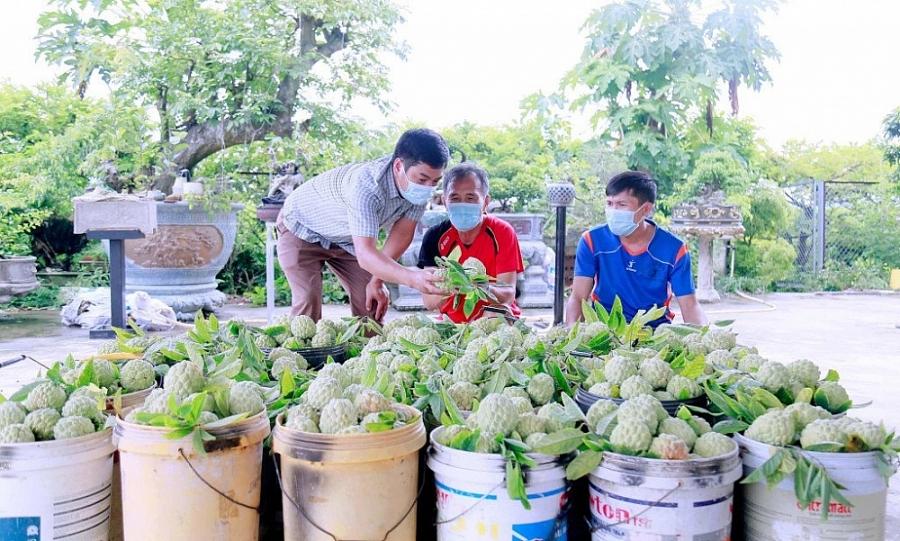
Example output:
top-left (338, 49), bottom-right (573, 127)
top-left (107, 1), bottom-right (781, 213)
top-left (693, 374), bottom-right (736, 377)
top-left (399, 167), bottom-right (434, 205)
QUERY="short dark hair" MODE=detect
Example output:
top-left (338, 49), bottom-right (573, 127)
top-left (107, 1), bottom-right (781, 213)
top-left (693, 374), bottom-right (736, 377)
top-left (393, 128), bottom-right (450, 170)
top-left (443, 163), bottom-right (489, 195)
top-left (605, 171), bottom-right (657, 204)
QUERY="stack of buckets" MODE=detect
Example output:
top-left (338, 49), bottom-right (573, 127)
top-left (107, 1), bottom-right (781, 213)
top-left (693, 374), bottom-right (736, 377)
top-left (1, 408), bottom-right (893, 540)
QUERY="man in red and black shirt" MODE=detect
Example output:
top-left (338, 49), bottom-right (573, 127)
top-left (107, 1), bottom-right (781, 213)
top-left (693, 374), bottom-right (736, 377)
top-left (417, 163), bottom-right (524, 323)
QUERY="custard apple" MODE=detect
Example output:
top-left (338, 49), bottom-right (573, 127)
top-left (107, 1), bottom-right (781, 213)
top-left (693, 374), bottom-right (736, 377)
top-left (286, 414), bottom-right (319, 433)
top-left (435, 425), bottom-right (466, 446)
top-left (516, 413), bottom-right (546, 437)
top-left (0, 401), bottom-right (27, 428)
top-left (62, 396), bottom-right (102, 423)
top-left (142, 388), bottom-right (176, 414)
top-left (184, 392), bottom-right (216, 412)
top-left (24, 408), bottom-right (61, 440)
top-left (502, 386), bottom-right (531, 402)
top-left (291, 315), bottom-right (317, 339)
top-left (389, 326), bottom-right (417, 344)
top-left (0, 423), bottom-right (35, 443)
top-left (475, 432), bottom-right (500, 454)
top-left (580, 322), bottom-right (609, 341)
top-left (509, 396), bottom-right (533, 415)
top-left (844, 420), bottom-right (887, 451)
top-left (475, 394), bottom-right (519, 436)
top-left (311, 330), bottom-right (336, 348)
top-left (619, 375), bottom-right (654, 400)
top-left (163, 362), bottom-right (205, 401)
top-left (610, 421), bottom-right (652, 454)
top-left (649, 433), bottom-right (690, 460)
top-left (527, 373), bottom-right (555, 405)
top-left (53, 416), bottom-right (95, 440)
top-left (604, 356), bottom-right (639, 386)
top-left (682, 333), bottom-right (708, 356)
top-left (197, 411), bottom-right (219, 425)
top-left (319, 399), bottom-right (357, 434)
top-left (413, 327), bottom-right (441, 346)
top-left (693, 432), bottom-right (736, 458)
top-left (318, 363), bottom-right (351, 389)
top-left (288, 403), bottom-right (320, 425)
top-left (800, 419), bottom-right (848, 449)
top-left (390, 354), bottom-right (416, 372)
top-left (787, 359), bottom-right (820, 387)
top-left (658, 418), bottom-right (697, 450)
top-left (690, 416), bottom-right (712, 435)
top-left (269, 347), bottom-right (293, 362)
top-left (745, 410), bottom-right (796, 446)
top-left (228, 381), bottom-right (265, 416)
top-left (738, 354), bottom-right (766, 373)
top-left (586, 399), bottom-right (618, 434)
top-left (639, 358), bottom-right (674, 389)
top-left (448, 381), bottom-right (480, 410)
top-left (271, 357), bottom-right (300, 379)
top-left (705, 349), bottom-right (736, 369)
top-left (756, 362), bottom-right (790, 393)
top-left (633, 394), bottom-right (668, 422)
top-left (25, 382), bottom-right (67, 412)
top-left (702, 329), bottom-right (736, 351)
top-left (452, 358), bottom-right (484, 384)
top-left (462, 257), bottom-right (487, 275)
top-left (588, 382), bottom-right (618, 398)
top-left (653, 391), bottom-right (676, 401)
top-left (353, 389), bottom-right (391, 416)
top-left (617, 399), bottom-right (660, 433)
top-left (120, 359), bottom-right (155, 392)
top-left (96, 341), bottom-right (119, 355)
top-left (784, 403), bottom-right (831, 430)
top-left (305, 377), bottom-right (343, 409)
top-left (667, 375), bottom-right (702, 400)
top-left (814, 382), bottom-right (851, 413)
top-left (255, 333), bottom-right (278, 349)
top-left (525, 432), bottom-right (547, 448)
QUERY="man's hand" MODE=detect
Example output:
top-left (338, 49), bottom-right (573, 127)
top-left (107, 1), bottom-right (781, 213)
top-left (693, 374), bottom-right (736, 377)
top-left (410, 268), bottom-right (445, 296)
top-left (365, 277), bottom-right (390, 322)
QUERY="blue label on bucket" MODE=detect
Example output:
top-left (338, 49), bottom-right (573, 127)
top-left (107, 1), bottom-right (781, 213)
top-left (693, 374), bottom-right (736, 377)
top-left (512, 518), bottom-right (567, 541)
top-left (0, 517), bottom-right (42, 541)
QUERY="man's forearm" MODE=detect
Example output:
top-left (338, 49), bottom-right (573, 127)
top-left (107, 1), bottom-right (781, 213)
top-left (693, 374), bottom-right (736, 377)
top-left (489, 284), bottom-right (516, 305)
top-left (564, 296), bottom-right (584, 324)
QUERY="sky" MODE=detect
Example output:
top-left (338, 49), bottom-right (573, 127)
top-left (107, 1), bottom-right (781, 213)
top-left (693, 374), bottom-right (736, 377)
top-left (2, 0), bottom-right (899, 149)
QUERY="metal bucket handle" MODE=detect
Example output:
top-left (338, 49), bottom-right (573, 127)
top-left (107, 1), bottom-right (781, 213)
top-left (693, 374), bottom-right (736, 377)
top-left (272, 451), bottom-right (425, 541)
top-left (177, 448), bottom-right (260, 512)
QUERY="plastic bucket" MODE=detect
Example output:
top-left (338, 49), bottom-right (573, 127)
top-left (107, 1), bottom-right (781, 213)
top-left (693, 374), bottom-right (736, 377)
top-left (0, 429), bottom-right (115, 540)
top-left (734, 433), bottom-right (889, 540)
top-left (588, 447), bottom-right (742, 540)
top-left (428, 426), bottom-right (570, 541)
top-left (115, 411), bottom-right (270, 541)
top-left (575, 387), bottom-right (708, 417)
top-left (272, 405), bottom-right (426, 541)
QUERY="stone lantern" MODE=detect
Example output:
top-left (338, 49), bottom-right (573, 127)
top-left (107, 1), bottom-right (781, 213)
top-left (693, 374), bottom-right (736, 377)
top-left (668, 187), bottom-right (744, 303)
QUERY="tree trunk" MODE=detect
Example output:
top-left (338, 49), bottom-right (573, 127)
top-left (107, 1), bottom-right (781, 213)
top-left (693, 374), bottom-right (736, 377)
top-left (151, 15), bottom-right (346, 193)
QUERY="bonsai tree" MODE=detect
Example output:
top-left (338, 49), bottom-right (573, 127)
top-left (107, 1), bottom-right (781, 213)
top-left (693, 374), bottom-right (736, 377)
top-left (37, 0), bottom-right (403, 192)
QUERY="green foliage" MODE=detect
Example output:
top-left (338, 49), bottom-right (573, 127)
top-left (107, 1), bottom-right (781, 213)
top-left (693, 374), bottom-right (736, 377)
top-left (880, 107), bottom-right (900, 181)
top-left (245, 268), bottom-right (348, 307)
top-left (733, 238), bottom-right (796, 291)
top-left (771, 141), bottom-right (892, 185)
top-left (563, 0), bottom-right (779, 195)
top-left (677, 150), bottom-right (753, 202)
top-left (0, 284), bottom-right (61, 310)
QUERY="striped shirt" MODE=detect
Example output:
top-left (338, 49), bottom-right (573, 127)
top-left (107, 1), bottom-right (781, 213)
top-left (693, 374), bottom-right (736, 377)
top-left (278, 156), bottom-right (425, 255)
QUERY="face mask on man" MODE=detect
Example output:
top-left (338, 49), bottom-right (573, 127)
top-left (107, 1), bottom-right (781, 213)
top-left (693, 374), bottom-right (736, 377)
top-left (399, 167), bottom-right (434, 205)
top-left (447, 202), bottom-right (483, 232)
top-left (605, 206), bottom-right (642, 237)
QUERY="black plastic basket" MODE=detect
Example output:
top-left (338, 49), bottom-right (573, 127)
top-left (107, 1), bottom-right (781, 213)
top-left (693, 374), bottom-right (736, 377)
top-left (274, 343), bottom-right (348, 369)
top-left (575, 386), bottom-right (708, 416)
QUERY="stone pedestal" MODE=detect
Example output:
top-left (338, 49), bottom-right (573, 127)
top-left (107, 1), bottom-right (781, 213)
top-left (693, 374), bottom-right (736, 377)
top-left (669, 190), bottom-right (744, 304)
top-left (0, 256), bottom-right (38, 304)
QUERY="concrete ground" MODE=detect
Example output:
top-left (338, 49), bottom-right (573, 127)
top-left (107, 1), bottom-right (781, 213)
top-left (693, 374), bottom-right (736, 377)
top-left (1, 291), bottom-right (898, 531)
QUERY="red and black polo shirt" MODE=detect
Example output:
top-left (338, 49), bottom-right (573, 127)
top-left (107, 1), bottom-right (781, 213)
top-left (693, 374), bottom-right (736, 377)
top-left (417, 215), bottom-right (525, 323)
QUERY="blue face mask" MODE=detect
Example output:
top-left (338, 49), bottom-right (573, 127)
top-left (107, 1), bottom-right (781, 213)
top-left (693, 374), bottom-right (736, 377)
top-left (605, 207), bottom-right (640, 237)
top-left (399, 167), bottom-right (434, 205)
top-left (447, 203), bottom-right (483, 232)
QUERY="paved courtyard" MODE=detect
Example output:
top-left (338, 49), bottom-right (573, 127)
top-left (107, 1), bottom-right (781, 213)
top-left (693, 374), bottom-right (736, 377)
top-left (1, 291), bottom-right (898, 531)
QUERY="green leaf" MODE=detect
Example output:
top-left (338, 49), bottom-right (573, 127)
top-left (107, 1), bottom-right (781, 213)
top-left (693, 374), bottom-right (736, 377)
top-left (439, 384), bottom-right (466, 426)
top-left (191, 429), bottom-right (208, 456)
top-left (712, 319), bottom-right (735, 327)
top-left (10, 380), bottom-right (44, 402)
top-left (548, 360), bottom-right (573, 397)
top-left (581, 300), bottom-right (599, 324)
top-left (712, 419), bottom-right (750, 434)
top-left (679, 354), bottom-right (706, 380)
top-left (531, 428), bottom-right (586, 455)
top-left (675, 405), bottom-right (693, 421)
top-left (823, 369), bottom-right (840, 382)
top-left (505, 459), bottom-right (530, 510)
top-left (803, 442), bottom-right (845, 453)
top-left (566, 450), bottom-right (604, 480)
top-left (203, 412), bottom-right (250, 429)
top-left (76, 359), bottom-right (95, 387)
top-left (751, 388), bottom-right (784, 410)
top-left (279, 371), bottom-right (295, 398)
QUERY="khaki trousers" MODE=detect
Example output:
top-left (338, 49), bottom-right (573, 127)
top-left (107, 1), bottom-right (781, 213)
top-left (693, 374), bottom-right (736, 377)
top-left (276, 223), bottom-right (376, 321)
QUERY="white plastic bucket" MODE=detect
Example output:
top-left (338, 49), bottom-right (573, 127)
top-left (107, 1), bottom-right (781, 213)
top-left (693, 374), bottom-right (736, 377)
top-left (272, 406), bottom-right (426, 541)
top-left (735, 433), bottom-right (889, 540)
top-left (115, 411), bottom-right (270, 541)
top-left (428, 426), bottom-right (570, 541)
top-left (588, 447), bottom-right (742, 540)
top-left (0, 428), bottom-right (115, 540)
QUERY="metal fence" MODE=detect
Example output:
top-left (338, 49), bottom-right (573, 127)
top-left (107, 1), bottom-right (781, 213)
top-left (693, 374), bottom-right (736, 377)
top-left (781, 180), bottom-right (886, 275)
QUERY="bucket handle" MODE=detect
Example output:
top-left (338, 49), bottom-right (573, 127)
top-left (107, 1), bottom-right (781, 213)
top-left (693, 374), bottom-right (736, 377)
top-left (272, 452), bottom-right (425, 541)
top-left (178, 448), bottom-right (260, 512)
top-left (586, 480), bottom-right (682, 532)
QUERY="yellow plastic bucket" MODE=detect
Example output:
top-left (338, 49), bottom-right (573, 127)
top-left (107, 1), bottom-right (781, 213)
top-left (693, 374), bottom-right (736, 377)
top-left (272, 406), bottom-right (426, 541)
top-left (115, 411), bottom-right (270, 541)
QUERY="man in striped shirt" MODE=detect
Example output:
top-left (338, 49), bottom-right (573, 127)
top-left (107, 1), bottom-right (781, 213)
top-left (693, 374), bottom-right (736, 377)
top-left (276, 129), bottom-right (448, 322)
top-left (566, 171), bottom-right (707, 327)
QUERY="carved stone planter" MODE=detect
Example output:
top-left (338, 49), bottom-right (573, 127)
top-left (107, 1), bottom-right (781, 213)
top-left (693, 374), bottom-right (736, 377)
top-left (121, 202), bottom-right (242, 319)
top-left (0, 256), bottom-right (39, 304)
top-left (669, 190), bottom-right (744, 303)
